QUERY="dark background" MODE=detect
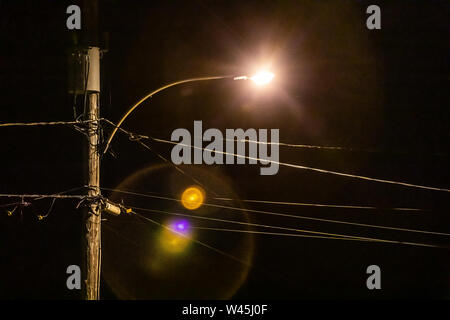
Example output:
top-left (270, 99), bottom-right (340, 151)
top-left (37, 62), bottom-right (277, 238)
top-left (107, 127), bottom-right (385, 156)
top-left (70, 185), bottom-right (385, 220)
top-left (0, 0), bottom-right (449, 299)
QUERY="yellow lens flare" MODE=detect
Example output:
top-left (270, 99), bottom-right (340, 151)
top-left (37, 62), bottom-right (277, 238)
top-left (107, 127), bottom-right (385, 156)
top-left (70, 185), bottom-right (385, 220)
top-left (181, 186), bottom-right (205, 210)
top-left (158, 227), bottom-right (191, 254)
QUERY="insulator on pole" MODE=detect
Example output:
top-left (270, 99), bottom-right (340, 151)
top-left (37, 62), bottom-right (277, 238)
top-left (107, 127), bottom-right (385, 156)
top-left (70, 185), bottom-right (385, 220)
top-left (68, 47), bottom-right (100, 95)
top-left (103, 201), bottom-right (121, 216)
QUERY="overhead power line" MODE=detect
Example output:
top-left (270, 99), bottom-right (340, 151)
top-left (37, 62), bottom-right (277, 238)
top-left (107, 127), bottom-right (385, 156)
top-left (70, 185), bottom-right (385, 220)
top-left (190, 136), bottom-right (448, 157)
top-left (150, 137), bottom-right (450, 193)
top-left (0, 186), bottom-right (88, 220)
top-left (101, 187), bottom-right (424, 212)
top-left (131, 206), bottom-right (373, 241)
top-left (131, 207), bottom-right (448, 249)
top-left (133, 139), bottom-right (219, 196)
top-left (0, 186), bottom-right (88, 200)
top-left (212, 198), bottom-right (423, 212)
top-left (0, 193), bottom-right (85, 199)
top-left (101, 187), bottom-right (450, 237)
top-left (0, 119), bottom-right (100, 127)
top-left (103, 120), bottom-right (448, 156)
top-left (191, 227), bottom-right (447, 249)
top-left (100, 120), bottom-right (450, 193)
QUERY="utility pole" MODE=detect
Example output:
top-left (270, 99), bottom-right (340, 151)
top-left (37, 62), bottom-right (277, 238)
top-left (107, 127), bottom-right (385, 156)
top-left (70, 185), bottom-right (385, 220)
top-left (68, 0), bottom-right (102, 300)
top-left (83, 48), bottom-right (101, 300)
top-left (69, 46), bottom-right (101, 300)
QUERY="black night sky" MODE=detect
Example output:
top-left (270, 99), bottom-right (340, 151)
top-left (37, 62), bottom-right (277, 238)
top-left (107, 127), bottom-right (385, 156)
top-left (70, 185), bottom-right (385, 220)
top-left (0, 0), bottom-right (449, 301)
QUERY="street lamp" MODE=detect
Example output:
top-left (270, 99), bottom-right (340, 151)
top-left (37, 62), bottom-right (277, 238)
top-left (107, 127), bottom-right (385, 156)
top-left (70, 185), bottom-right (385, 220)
top-left (103, 70), bottom-right (274, 155)
top-left (250, 70), bottom-right (275, 86)
top-left (234, 70), bottom-right (275, 86)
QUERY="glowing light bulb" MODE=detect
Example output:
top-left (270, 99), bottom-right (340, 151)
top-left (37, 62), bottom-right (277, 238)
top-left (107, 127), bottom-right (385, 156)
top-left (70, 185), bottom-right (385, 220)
top-left (250, 70), bottom-right (274, 86)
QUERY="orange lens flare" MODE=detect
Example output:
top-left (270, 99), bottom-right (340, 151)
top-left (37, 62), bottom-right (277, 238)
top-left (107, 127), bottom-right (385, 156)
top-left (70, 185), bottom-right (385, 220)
top-left (181, 186), bottom-right (205, 210)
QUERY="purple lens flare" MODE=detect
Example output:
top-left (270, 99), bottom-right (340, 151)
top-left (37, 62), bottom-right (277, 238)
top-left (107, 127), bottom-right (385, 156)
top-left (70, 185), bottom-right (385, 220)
top-left (170, 219), bottom-right (190, 235)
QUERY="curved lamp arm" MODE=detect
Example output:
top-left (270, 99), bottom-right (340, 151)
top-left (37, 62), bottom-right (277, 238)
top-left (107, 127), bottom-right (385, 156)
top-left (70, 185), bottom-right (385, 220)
top-left (103, 75), bottom-right (238, 155)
